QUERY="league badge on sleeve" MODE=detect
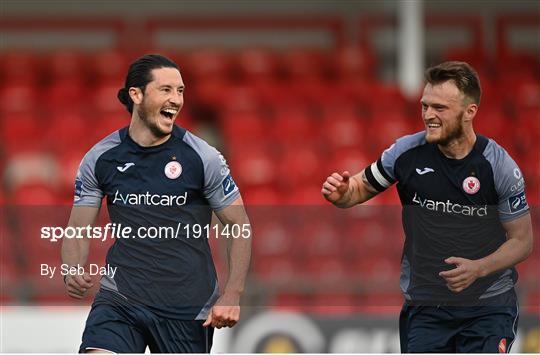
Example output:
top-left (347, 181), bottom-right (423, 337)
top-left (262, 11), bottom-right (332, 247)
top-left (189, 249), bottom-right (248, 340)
top-left (222, 174), bottom-right (237, 197)
top-left (462, 176), bottom-right (480, 195)
top-left (164, 161), bottom-right (182, 179)
top-left (74, 177), bottom-right (83, 202)
top-left (508, 191), bottom-right (527, 214)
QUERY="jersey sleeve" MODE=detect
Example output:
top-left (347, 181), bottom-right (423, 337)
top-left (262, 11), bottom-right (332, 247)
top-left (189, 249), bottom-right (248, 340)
top-left (364, 132), bottom-right (425, 192)
top-left (484, 140), bottom-right (530, 222)
top-left (73, 151), bottom-right (103, 207)
top-left (202, 149), bottom-right (241, 210)
top-left (183, 131), bottom-right (241, 210)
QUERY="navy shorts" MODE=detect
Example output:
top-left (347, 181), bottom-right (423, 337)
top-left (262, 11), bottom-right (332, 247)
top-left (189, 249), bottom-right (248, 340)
top-left (79, 291), bottom-right (214, 353)
top-left (399, 289), bottom-right (519, 353)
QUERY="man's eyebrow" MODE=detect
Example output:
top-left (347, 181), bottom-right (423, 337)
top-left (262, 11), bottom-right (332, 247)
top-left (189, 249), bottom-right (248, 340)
top-left (158, 84), bottom-right (185, 89)
top-left (420, 100), bottom-right (448, 108)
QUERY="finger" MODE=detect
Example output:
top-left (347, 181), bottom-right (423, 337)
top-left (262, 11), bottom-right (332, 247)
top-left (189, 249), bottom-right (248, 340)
top-left (82, 273), bottom-right (93, 283)
top-left (444, 275), bottom-right (468, 284)
top-left (202, 312), bottom-right (213, 327)
top-left (327, 176), bottom-right (343, 187)
top-left (444, 257), bottom-right (462, 265)
top-left (72, 275), bottom-right (93, 289)
top-left (331, 172), bottom-right (344, 182)
top-left (342, 171), bottom-right (350, 182)
top-left (67, 289), bottom-right (83, 299)
top-left (322, 183), bottom-right (337, 193)
top-left (66, 278), bottom-right (87, 293)
top-left (439, 267), bottom-right (463, 278)
top-left (67, 284), bottom-right (86, 296)
top-left (322, 187), bottom-right (332, 196)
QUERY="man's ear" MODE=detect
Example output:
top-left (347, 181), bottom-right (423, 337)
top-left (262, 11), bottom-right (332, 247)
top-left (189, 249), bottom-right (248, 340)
top-left (129, 87), bottom-right (143, 105)
top-left (464, 102), bottom-right (478, 122)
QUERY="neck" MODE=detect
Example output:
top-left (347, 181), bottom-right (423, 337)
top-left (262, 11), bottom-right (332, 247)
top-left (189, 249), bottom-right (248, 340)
top-left (128, 115), bottom-right (170, 147)
top-left (437, 129), bottom-right (476, 159)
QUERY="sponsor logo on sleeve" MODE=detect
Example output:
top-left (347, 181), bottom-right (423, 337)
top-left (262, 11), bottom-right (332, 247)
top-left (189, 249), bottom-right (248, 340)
top-left (222, 175), bottom-right (237, 197)
top-left (74, 178), bottom-right (83, 202)
top-left (508, 191), bottom-right (527, 213)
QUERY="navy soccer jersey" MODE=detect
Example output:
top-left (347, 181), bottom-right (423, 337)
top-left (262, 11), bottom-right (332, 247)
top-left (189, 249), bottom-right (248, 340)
top-left (365, 132), bottom-right (529, 303)
top-left (74, 125), bottom-right (240, 319)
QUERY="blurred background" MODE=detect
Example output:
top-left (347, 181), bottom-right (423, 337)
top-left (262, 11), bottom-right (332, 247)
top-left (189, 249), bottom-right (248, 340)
top-left (0, 0), bottom-right (539, 352)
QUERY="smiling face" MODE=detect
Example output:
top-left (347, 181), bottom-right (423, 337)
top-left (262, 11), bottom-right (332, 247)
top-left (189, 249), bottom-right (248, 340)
top-left (130, 67), bottom-right (184, 139)
top-left (421, 80), bottom-right (472, 146)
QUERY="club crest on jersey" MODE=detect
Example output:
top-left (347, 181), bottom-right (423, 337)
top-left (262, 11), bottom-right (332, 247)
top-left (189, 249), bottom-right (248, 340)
top-left (164, 161), bottom-right (182, 179)
top-left (462, 176), bottom-right (480, 194)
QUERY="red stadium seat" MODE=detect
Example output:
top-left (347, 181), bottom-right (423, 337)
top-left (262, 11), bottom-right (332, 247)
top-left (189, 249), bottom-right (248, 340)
top-left (0, 84), bottom-right (38, 115)
top-left (281, 48), bottom-right (329, 83)
top-left (44, 50), bottom-right (87, 85)
top-left (331, 44), bottom-right (376, 83)
top-left (91, 83), bottom-right (128, 115)
top-left (0, 111), bottom-right (45, 154)
top-left (10, 182), bottom-right (62, 205)
top-left (45, 110), bottom-right (93, 153)
top-left (228, 142), bottom-right (277, 188)
top-left (0, 50), bottom-right (41, 86)
top-left (221, 111), bottom-right (268, 142)
top-left (252, 256), bottom-right (297, 283)
top-left (271, 105), bottom-right (320, 145)
top-left (235, 48), bottom-right (280, 84)
top-left (241, 186), bottom-right (284, 205)
top-left (90, 50), bottom-right (130, 86)
top-left (42, 82), bottom-right (85, 113)
top-left (185, 48), bottom-right (233, 83)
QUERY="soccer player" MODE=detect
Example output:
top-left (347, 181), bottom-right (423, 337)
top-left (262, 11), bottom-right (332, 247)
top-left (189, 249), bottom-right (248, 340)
top-left (322, 61), bottom-right (533, 353)
top-left (62, 54), bottom-right (252, 353)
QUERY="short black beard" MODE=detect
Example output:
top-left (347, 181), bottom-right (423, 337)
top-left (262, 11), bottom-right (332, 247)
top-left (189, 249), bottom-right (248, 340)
top-left (137, 105), bottom-right (168, 139)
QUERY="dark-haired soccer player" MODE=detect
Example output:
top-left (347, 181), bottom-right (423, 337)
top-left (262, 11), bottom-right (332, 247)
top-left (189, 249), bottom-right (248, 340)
top-left (322, 61), bottom-right (533, 353)
top-left (62, 54), bottom-right (251, 353)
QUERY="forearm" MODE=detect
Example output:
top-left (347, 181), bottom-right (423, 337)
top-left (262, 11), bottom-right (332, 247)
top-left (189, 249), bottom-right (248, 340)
top-left (334, 174), bottom-right (375, 208)
top-left (223, 232), bottom-right (252, 295)
top-left (61, 237), bottom-right (90, 267)
top-left (477, 236), bottom-right (532, 278)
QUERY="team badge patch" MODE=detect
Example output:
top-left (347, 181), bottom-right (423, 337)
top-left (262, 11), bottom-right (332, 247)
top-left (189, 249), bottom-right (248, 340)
top-left (164, 161), bottom-right (182, 179)
top-left (498, 338), bottom-right (506, 353)
top-left (462, 176), bottom-right (480, 194)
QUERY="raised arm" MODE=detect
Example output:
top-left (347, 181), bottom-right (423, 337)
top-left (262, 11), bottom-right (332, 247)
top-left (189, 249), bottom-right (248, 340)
top-left (322, 169), bottom-right (380, 208)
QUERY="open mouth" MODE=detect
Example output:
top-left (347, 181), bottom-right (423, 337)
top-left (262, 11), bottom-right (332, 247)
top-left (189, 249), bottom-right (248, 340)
top-left (160, 108), bottom-right (178, 120)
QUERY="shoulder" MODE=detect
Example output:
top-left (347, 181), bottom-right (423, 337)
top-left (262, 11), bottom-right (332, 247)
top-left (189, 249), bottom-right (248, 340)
top-left (180, 128), bottom-right (222, 164)
top-left (81, 129), bottom-right (124, 168)
top-left (388, 131), bottom-right (427, 156)
top-left (382, 131), bottom-right (427, 165)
